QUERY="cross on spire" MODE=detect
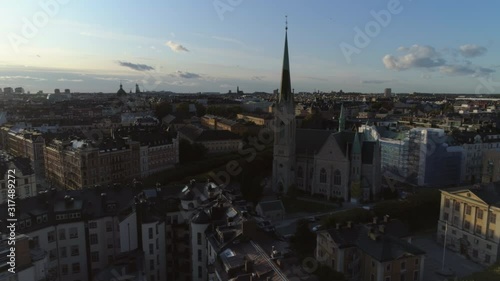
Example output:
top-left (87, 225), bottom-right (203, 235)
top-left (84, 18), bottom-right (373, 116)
top-left (285, 15), bottom-right (288, 31)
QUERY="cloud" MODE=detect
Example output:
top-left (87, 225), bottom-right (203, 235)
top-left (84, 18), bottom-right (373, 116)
top-left (164, 80), bottom-right (197, 86)
top-left (251, 76), bottom-right (265, 81)
top-left (383, 45), bottom-right (446, 71)
top-left (170, 71), bottom-right (201, 79)
top-left (57, 78), bottom-right (83, 82)
top-left (361, 80), bottom-right (391, 84)
top-left (165, 41), bottom-right (189, 52)
top-left (439, 65), bottom-right (475, 76)
top-left (118, 61), bottom-right (155, 71)
top-left (459, 44), bottom-right (487, 58)
top-left (220, 84), bottom-right (234, 88)
top-left (439, 65), bottom-right (495, 77)
top-left (0, 75), bottom-right (46, 81)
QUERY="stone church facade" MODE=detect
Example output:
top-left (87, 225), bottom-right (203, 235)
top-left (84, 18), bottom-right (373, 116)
top-left (272, 27), bottom-right (381, 202)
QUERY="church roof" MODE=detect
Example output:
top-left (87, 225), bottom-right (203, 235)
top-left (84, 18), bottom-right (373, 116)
top-left (296, 129), bottom-right (332, 155)
top-left (117, 84), bottom-right (127, 96)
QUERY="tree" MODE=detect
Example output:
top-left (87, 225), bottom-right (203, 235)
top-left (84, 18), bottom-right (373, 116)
top-left (195, 103), bottom-right (206, 117)
top-left (154, 101), bottom-right (173, 120)
top-left (290, 219), bottom-right (316, 258)
top-left (179, 139), bottom-right (208, 164)
top-left (176, 102), bottom-right (190, 117)
top-left (314, 265), bottom-right (346, 281)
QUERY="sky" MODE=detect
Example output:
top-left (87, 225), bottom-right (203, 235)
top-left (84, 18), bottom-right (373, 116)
top-left (1, 0), bottom-right (499, 94)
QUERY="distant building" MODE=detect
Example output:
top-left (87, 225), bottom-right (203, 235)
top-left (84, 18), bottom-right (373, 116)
top-left (15, 87), bottom-right (25, 94)
top-left (0, 234), bottom-right (49, 281)
top-left (384, 88), bottom-right (392, 97)
top-left (178, 125), bottom-right (243, 154)
top-left (255, 200), bottom-right (285, 221)
top-left (438, 183), bottom-right (500, 266)
top-left (117, 84), bottom-right (127, 96)
top-left (3, 87), bottom-right (13, 95)
top-left (54, 89), bottom-right (61, 94)
top-left (64, 89), bottom-right (70, 94)
top-left (0, 155), bottom-right (37, 204)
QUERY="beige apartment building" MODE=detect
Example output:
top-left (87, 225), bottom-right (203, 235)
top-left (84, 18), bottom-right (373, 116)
top-left (437, 183), bottom-right (500, 265)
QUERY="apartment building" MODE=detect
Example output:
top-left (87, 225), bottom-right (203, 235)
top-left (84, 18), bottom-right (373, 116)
top-left (437, 183), bottom-right (500, 266)
top-left (0, 187), bottom-right (135, 281)
top-left (0, 234), bottom-right (49, 281)
top-left (44, 137), bottom-right (140, 190)
top-left (316, 217), bottom-right (425, 281)
top-left (0, 155), bottom-right (37, 204)
top-left (178, 125), bottom-right (243, 154)
top-left (113, 126), bottom-right (179, 178)
top-left (0, 127), bottom-right (45, 181)
top-left (236, 113), bottom-right (273, 127)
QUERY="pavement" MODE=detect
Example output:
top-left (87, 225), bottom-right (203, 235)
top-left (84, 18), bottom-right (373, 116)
top-left (412, 233), bottom-right (485, 281)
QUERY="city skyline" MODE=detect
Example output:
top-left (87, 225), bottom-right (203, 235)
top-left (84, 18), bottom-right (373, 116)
top-left (1, 0), bottom-right (499, 94)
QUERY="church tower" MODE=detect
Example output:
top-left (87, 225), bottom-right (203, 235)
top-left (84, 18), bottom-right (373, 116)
top-left (338, 103), bottom-right (346, 132)
top-left (272, 18), bottom-right (296, 194)
top-left (350, 131), bottom-right (362, 202)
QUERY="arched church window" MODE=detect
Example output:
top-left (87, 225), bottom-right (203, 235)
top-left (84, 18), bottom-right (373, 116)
top-left (297, 166), bottom-right (303, 178)
top-left (320, 168), bottom-right (327, 183)
top-left (334, 170), bottom-right (341, 185)
top-left (279, 121), bottom-right (285, 139)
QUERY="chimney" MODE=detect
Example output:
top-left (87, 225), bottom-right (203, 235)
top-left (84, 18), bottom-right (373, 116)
top-left (336, 223), bottom-right (340, 230)
top-left (384, 215), bottom-right (390, 223)
top-left (373, 217), bottom-right (378, 225)
top-left (245, 259), bottom-right (252, 273)
top-left (347, 221), bottom-right (352, 228)
top-left (379, 225), bottom-right (385, 233)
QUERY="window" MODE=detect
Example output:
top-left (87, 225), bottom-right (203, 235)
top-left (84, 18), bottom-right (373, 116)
top-left (473, 249), bottom-right (478, 258)
top-left (386, 263), bottom-right (391, 271)
top-left (198, 249), bottom-right (202, 262)
top-left (370, 274), bottom-right (375, 281)
top-left (62, 264), bottom-right (68, 275)
top-left (400, 273), bottom-right (406, 281)
top-left (385, 278), bottom-right (391, 281)
top-left (107, 238), bottom-right (114, 249)
top-left (466, 205), bottom-right (471, 215)
top-left (485, 254), bottom-right (491, 263)
top-left (72, 263), bottom-right (80, 274)
top-left (59, 229), bottom-right (66, 240)
top-left (320, 168), bottom-right (327, 183)
top-left (90, 234), bottom-right (98, 245)
top-left (413, 271), bottom-right (419, 281)
top-left (198, 266), bottom-right (202, 278)
top-left (415, 258), bottom-right (419, 265)
top-left (453, 216), bottom-right (459, 225)
top-left (149, 228), bottom-right (153, 239)
top-left (488, 229), bottom-right (494, 239)
top-left (150, 260), bottom-right (155, 270)
top-left (476, 225), bottom-right (482, 235)
top-left (149, 244), bottom-right (154, 255)
top-left (487, 244), bottom-right (492, 250)
top-left (91, 251), bottom-right (99, 262)
top-left (25, 186), bottom-right (30, 196)
top-left (334, 170), bottom-right (341, 185)
top-left (297, 166), bottom-right (303, 178)
top-left (106, 221), bottom-right (113, 232)
top-left (197, 232), bottom-right (202, 245)
top-left (89, 221), bottom-right (97, 229)
top-left (71, 245), bottom-right (79, 256)
top-left (464, 221), bottom-right (470, 230)
top-left (47, 231), bottom-right (55, 243)
top-left (69, 227), bottom-right (78, 239)
top-left (454, 202), bottom-right (460, 211)
top-left (49, 249), bottom-right (57, 261)
top-left (490, 213), bottom-right (497, 224)
top-left (445, 198), bottom-right (450, 208)
top-left (443, 212), bottom-right (449, 221)
top-left (60, 247), bottom-right (67, 258)
top-left (478, 209), bottom-right (484, 219)
top-left (401, 261), bottom-right (406, 270)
